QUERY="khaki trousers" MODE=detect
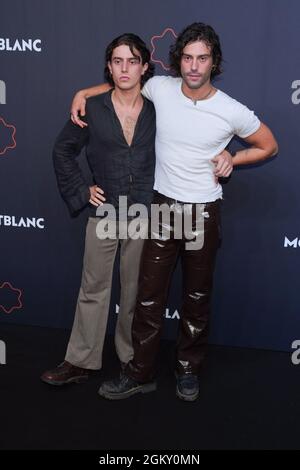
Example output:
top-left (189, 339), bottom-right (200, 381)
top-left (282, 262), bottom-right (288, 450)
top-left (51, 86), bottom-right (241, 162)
top-left (65, 217), bottom-right (145, 369)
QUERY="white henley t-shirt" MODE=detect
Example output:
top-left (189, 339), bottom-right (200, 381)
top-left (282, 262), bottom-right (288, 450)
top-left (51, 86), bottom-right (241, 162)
top-left (142, 76), bottom-right (261, 203)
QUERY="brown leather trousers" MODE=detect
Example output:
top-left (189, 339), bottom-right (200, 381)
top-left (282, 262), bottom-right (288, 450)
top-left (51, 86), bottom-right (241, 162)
top-left (126, 192), bottom-right (221, 382)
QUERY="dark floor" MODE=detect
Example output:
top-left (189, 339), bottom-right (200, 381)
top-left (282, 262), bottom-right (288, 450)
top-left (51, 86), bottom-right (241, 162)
top-left (0, 322), bottom-right (299, 450)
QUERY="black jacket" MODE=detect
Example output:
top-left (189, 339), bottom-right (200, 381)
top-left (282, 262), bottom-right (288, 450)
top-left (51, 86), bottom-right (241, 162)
top-left (53, 90), bottom-right (156, 216)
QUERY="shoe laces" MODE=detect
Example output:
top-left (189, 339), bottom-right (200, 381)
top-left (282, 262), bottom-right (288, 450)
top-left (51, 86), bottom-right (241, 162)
top-left (179, 374), bottom-right (198, 387)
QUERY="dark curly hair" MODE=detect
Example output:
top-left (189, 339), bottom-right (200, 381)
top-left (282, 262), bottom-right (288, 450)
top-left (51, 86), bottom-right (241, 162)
top-left (104, 33), bottom-right (155, 86)
top-left (169, 23), bottom-right (223, 79)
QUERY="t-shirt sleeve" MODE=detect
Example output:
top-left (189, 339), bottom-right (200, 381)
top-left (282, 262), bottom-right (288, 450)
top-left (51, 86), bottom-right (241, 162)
top-left (141, 76), bottom-right (166, 102)
top-left (231, 101), bottom-right (261, 138)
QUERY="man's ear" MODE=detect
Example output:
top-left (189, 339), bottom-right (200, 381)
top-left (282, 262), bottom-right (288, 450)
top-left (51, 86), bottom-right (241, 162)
top-left (142, 62), bottom-right (149, 75)
top-left (108, 62), bottom-right (112, 74)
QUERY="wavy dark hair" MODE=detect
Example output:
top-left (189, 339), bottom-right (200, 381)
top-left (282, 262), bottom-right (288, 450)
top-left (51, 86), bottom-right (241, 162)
top-left (169, 23), bottom-right (223, 79)
top-left (104, 33), bottom-right (155, 86)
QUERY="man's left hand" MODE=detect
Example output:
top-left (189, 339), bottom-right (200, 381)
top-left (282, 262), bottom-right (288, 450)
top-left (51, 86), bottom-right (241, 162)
top-left (212, 150), bottom-right (233, 178)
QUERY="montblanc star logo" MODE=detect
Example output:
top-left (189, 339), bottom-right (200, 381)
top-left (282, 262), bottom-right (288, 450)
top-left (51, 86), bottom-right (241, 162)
top-left (0, 116), bottom-right (16, 155)
top-left (150, 28), bottom-right (178, 71)
top-left (0, 282), bottom-right (23, 314)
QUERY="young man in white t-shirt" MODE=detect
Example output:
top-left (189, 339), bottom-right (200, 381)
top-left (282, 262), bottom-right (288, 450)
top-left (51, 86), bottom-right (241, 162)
top-left (70, 23), bottom-right (278, 401)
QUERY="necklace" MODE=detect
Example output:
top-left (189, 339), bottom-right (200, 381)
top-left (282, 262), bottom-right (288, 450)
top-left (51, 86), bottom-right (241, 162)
top-left (182, 86), bottom-right (216, 105)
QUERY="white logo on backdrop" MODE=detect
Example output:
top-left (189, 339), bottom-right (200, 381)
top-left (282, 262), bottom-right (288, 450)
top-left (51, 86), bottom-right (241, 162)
top-left (115, 304), bottom-right (180, 320)
top-left (0, 215), bottom-right (45, 229)
top-left (0, 38), bottom-right (42, 52)
top-left (284, 237), bottom-right (300, 248)
top-left (0, 340), bottom-right (6, 365)
top-left (0, 80), bottom-right (6, 104)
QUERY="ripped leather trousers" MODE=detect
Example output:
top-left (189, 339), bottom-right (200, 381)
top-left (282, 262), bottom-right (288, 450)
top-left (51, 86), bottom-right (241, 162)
top-left (126, 192), bottom-right (221, 382)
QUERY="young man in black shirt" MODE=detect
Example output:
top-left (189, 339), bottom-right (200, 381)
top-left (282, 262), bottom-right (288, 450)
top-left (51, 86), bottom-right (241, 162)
top-left (41, 34), bottom-right (156, 386)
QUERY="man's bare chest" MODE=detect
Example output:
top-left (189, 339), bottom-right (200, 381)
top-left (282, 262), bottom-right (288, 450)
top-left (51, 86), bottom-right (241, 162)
top-left (114, 105), bottom-right (142, 146)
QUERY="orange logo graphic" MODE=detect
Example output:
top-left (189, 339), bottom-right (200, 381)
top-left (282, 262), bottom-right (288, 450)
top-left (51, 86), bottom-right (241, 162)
top-left (0, 282), bottom-right (23, 314)
top-left (0, 116), bottom-right (16, 155)
top-left (150, 28), bottom-right (178, 71)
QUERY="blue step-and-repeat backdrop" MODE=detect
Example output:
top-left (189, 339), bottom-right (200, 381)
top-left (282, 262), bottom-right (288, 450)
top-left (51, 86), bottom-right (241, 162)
top-left (0, 0), bottom-right (299, 352)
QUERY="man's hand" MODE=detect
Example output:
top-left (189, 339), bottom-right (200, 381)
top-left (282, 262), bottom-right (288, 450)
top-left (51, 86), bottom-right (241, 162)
top-left (71, 91), bottom-right (88, 128)
top-left (70, 84), bottom-right (113, 128)
top-left (212, 150), bottom-right (233, 178)
top-left (89, 185), bottom-right (106, 207)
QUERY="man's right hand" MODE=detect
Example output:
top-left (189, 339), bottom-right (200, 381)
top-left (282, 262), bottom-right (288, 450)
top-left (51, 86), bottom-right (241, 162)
top-left (89, 185), bottom-right (106, 207)
top-left (71, 90), bottom-right (88, 128)
top-left (70, 84), bottom-right (113, 128)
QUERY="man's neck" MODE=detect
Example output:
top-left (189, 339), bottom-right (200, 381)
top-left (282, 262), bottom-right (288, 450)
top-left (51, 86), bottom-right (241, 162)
top-left (112, 87), bottom-right (143, 109)
top-left (181, 80), bottom-right (215, 102)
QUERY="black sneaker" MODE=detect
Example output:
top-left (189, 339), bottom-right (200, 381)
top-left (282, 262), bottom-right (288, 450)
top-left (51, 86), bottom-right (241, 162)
top-left (176, 373), bottom-right (199, 401)
top-left (98, 373), bottom-right (156, 400)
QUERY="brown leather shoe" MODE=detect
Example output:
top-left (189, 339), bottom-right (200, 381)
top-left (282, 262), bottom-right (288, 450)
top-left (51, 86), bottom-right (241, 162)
top-left (40, 361), bottom-right (90, 386)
